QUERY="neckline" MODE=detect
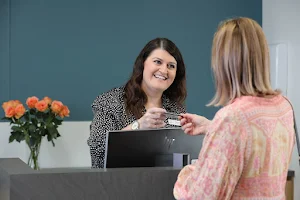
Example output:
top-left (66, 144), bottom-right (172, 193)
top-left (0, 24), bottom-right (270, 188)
top-left (232, 95), bottom-right (283, 105)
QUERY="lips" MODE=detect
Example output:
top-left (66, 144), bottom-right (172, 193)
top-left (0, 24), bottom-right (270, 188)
top-left (154, 74), bottom-right (168, 80)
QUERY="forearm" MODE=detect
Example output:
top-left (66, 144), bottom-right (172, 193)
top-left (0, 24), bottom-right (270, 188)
top-left (121, 124), bottom-right (132, 130)
top-left (173, 164), bottom-right (196, 199)
top-left (121, 119), bottom-right (141, 131)
top-left (89, 144), bottom-right (105, 168)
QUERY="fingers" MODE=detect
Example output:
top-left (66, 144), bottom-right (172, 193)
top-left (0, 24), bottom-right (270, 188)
top-left (183, 128), bottom-right (193, 135)
top-left (182, 122), bottom-right (193, 130)
top-left (145, 109), bottom-right (166, 121)
top-left (154, 121), bottom-right (166, 128)
top-left (180, 117), bottom-right (188, 126)
top-left (179, 113), bottom-right (195, 123)
top-left (147, 107), bottom-right (167, 114)
top-left (148, 118), bottom-right (162, 124)
top-left (144, 118), bottom-right (165, 129)
top-left (179, 113), bottom-right (195, 119)
top-left (181, 122), bottom-right (193, 134)
top-left (147, 113), bottom-right (165, 120)
top-left (149, 121), bottom-right (165, 129)
top-left (180, 116), bottom-right (193, 127)
top-left (139, 107), bottom-right (168, 129)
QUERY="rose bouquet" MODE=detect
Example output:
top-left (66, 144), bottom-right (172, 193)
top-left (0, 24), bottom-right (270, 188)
top-left (1, 96), bottom-right (70, 170)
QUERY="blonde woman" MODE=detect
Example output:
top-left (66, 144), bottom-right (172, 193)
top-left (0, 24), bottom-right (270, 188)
top-left (174, 17), bottom-right (295, 199)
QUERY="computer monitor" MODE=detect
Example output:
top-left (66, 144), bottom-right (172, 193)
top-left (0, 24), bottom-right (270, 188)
top-left (104, 128), bottom-right (204, 168)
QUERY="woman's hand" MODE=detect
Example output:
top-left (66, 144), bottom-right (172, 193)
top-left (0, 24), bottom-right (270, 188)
top-left (138, 107), bottom-right (166, 129)
top-left (180, 113), bottom-right (211, 135)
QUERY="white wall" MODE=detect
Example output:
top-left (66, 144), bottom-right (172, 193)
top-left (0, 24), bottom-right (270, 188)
top-left (0, 121), bottom-right (91, 168)
top-left (263, 0), bottom-right (300, 199)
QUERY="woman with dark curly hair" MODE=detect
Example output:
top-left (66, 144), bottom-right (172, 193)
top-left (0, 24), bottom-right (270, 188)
top-left (88, 38), bottom-right (187, 168)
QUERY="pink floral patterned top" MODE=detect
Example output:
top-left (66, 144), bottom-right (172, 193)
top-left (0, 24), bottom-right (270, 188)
top-left (173, 95), bottom-right (295, 200)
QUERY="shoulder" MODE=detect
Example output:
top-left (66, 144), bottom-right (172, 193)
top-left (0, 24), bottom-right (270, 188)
top-left (210, 103), bottom-right (245, 135)
top-left (92, 86), bottom-right (125, 113)
top-left (215, 100), bottom-right (245, 118)
top-left (215, 94), bottom-right (290, 121)
top-left (215, 103), bottom-right (241, 119)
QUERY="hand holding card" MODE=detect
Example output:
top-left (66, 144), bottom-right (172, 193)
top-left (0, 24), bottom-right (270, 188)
top-left (138, 107), bottom-right (167, 129)
top-left (180, 113), bottom-right (211, 135)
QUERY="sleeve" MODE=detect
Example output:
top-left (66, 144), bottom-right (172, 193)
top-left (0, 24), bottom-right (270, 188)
top-left (88, 103), bottom-right (118, 168)
top-left (173, 109), bottom-right (247, 200)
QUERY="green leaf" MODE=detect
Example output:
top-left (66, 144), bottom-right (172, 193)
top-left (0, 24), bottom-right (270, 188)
top-left (21, 122), bottom-right (30, 132)
top-left (24, 112), bottom-right (30, 121)
top-left (31, 118), bottom-right (38, 126)
top-left (46, 122), bottom-right (61, 146)
top-left (43, 113), bottom-right (50, 122)
top-left (40, 128), bottom-right (48, 136)
top-left (11, 126), bottom-right (22, 132)
top-left (9, 134), bottom-right (16, 143)
top-left (39, 128), bottom-right (45, 136)
top-left (15, 132), bottom-right (25, 142)
top-left (1, 117), bottom-right (12, 122)
top-left (24, 121), bottom-right (30, 128)
top-left (36, 112), bottom-right (43, 120)
top-left (47, 123), bottom-right (56, 132)
top-left (53, 118), bottom-right (63, 126)
top-left (28, 124), bottom-right (36, 134)
top-left (47, 134), bottom-right (52, 142)
top-left (9, 131), bottom-right (25, 143)
top-left (29, 109), bottom-right (36, 115)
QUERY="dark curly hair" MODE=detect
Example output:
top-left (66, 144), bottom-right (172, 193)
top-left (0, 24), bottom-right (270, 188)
top-left (124, 38), bottom-right (187, 119)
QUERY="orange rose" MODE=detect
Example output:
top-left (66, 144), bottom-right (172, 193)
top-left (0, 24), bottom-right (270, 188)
top-left (15, 104), bottom-right (26, 119)
top-left (5, 106), bottom-right (15, 118)
top-left (11, 100), bottom-right (21, 107)
top-left (2, 100), bottom-right (20, 111)
top-left (35, 100), bottom-right (48, 112)
top-left (51, 101), bottom-right (63, 114)
top-left (2, 101), bottom-right (10, 111)
top-left (26, 96), bottom-right (39, 109)
top-left (43, 96), bottom-right (52, 105)
top-left (58, 105), bottom-right (70, 118)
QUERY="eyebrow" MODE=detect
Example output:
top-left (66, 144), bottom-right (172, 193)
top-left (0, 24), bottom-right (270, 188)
top-left (152, 57), bottom-right (177, 65)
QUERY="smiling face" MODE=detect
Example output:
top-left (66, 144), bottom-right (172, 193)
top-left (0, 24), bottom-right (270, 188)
top-left (141, 48), bottom-right (177, 95)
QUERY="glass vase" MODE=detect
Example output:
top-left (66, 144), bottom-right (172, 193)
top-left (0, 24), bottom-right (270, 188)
top-left (26, 140), bottom-right (41, 170)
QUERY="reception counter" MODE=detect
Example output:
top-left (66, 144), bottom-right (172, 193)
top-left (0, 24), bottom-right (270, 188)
top-left (0, 158), bottom-right (295, 200)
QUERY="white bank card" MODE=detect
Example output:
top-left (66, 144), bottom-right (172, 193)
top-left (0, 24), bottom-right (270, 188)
top-left (166, 112), bottom-right (181, 126)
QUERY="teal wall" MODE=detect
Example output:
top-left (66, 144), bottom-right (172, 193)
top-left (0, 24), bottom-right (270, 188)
top-left (0, 0), bottom-right (262, 121)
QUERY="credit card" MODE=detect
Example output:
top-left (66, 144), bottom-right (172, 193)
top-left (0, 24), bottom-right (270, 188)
top-left (167, 119), bottom-right (181, 126)
top-left (165, 112), bottom-right (181, 119)
top-left (165, 112), bottom-right (182, 126)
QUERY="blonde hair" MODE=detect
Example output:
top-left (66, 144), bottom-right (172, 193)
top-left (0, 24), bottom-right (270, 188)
top-left (208, 17), bottom-right (279, 107)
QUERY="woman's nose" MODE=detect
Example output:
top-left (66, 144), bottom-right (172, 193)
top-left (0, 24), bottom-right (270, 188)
top-left (160, 64), bottom-right (168, 74)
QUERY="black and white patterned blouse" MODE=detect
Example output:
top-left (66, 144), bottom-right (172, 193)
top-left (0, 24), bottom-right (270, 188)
top-left (87, 86), bottom-right (186, 168)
